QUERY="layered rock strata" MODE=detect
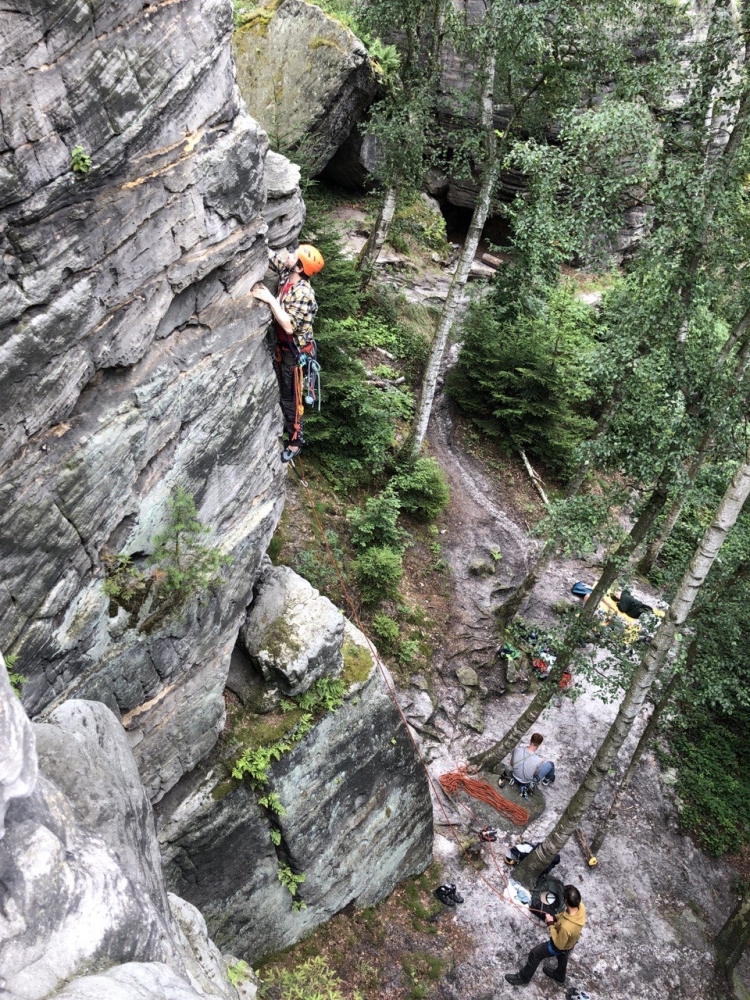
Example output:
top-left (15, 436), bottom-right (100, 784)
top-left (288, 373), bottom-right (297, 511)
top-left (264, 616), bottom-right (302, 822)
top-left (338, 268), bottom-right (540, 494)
top-left (0, 0), bottom-right (304, 802)
top-left (156, 566), bottom-right (434, 962)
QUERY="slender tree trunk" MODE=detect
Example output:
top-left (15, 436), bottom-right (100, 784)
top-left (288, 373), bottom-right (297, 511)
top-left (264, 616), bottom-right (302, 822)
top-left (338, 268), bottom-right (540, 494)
top-left (470, 476), bottom-right (671, 772)
top-left (516, 443), bottom-right (750, 886)
top-left (715, 884), bottom-right (750, 979)
top-left (405, 34), bottom-right (499, 460)
top-left (357, 184), bottom-right (400, 287)
top-left (589, 666), bottom-right (682, 856)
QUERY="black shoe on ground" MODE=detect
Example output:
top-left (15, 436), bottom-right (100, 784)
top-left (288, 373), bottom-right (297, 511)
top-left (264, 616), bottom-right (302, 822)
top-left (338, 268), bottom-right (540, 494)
top-left (434, 885), bottom-right (456, 906)
top-left (543, 966), bottom-right (565, 984)
top-left (504, 973), bottom-right (530, 987)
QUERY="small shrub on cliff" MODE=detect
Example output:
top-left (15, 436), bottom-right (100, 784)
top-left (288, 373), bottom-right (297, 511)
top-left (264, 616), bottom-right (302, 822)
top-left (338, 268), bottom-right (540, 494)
top-left (4, 654), bottom-right (25, 698)
top-left (103, 486), bottom-right (229, 632)
top-left (70, 145), bottom-right (92, 175)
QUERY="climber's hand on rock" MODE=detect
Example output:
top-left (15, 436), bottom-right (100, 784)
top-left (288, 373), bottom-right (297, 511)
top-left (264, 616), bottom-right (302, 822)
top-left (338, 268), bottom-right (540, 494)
top-left (252, 284), bottom-right (273, 304)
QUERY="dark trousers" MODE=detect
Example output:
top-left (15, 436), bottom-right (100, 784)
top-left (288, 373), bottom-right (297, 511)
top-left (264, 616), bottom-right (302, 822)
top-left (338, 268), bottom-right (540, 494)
top-left (518, 939), bottom-right (569, 983)
top-left (274, 348), bottom-right (303, 444)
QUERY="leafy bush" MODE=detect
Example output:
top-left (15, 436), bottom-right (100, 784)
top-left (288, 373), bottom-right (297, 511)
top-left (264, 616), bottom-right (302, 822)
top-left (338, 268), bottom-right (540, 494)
top-left (371, 612), bottom-right (400, 648)
top-left (446, 284), bottom-right (598, 476)
top-left (354, 546), bottom-right (404, 603)
top-left (347, 489), bottom-right (405, 550)
top-left (662, 706), bottom-right (750, 856)
top-left (389, 458), bottom-right (450, 522)
top-left (261, 955), bottom-right (344, 1000)
top-left (71, 144), bottom-right (92, 175)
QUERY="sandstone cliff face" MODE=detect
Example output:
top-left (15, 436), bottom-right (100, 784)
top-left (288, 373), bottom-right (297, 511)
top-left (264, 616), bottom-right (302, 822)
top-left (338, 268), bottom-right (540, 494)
top-left (0, 0), bottom-right (304, 802)
top-left (0, 657), bottom-right (241, 1000)
top-left (156, 565), bottom-right (434, 963)
top-left (232, 0), bottom-right (379, 175)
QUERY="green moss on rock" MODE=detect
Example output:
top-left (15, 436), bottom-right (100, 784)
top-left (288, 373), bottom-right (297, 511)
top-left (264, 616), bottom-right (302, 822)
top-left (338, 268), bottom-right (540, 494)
top-left (342, 640), bottom-right (373, 687)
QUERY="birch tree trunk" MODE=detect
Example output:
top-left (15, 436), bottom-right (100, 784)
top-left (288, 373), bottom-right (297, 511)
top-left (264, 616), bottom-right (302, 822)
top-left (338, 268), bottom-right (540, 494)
top-left (357, 184), bottom-right (400, 286)
top-left (715, 884), bottom-right (750, 979)
top-left (589, 666), bottom-right (682, 857)
top-left (516, 443), bottom-right (750, 885)
top-left (405, 32), bottom-right (499, 461)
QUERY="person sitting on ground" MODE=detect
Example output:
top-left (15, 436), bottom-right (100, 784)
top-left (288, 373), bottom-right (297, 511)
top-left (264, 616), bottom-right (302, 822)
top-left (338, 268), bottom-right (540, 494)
top-left (251, 243), bottom-right (324, 463)
top-left (505, 884), bottom-right (587, 987)
top-left (612, 588), bottom-right (653, 620)
top-left (510, 733), bottom-right (555, 787)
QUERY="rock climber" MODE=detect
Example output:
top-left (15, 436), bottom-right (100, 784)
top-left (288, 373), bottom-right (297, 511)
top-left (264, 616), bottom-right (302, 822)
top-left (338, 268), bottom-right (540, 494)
top-left (252, 243), bottom-right (324, 462)
top-left (612, 588), bottom-right (653, 620)
top-left (505, 884), bottom-right (586, 987)
top-left (511, 732), bottom-right (556, 789)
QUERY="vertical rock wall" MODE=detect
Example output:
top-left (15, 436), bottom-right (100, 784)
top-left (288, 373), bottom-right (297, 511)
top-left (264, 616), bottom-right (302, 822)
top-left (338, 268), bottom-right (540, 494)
top-left (0, 0), bottom-right (304, 802)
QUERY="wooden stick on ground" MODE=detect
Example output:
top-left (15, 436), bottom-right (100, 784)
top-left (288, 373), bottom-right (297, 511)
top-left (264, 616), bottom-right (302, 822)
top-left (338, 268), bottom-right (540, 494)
top-left (519, 449), bottom-right (550, 507)
top-left (574, 827), bottom-right (598, 868)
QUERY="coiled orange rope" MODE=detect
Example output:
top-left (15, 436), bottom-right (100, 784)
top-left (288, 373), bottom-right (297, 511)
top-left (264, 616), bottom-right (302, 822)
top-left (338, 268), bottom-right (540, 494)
top-left (439, 764), bottom-right (530, 826)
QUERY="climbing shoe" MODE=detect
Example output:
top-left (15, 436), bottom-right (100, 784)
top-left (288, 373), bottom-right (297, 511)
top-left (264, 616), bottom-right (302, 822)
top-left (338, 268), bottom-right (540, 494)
top-left (281, 444), bottom-right (302, 463)
top-left (504, 973), bottom-right (530, 987)
top-left (540, 776), bottom-right (555, 787)
top-left (543, 967), bottom-right (566, 984)
top-left (447, 884), bottom-right (464, 904)
top-left (434, 885), bottom-right (456, 906)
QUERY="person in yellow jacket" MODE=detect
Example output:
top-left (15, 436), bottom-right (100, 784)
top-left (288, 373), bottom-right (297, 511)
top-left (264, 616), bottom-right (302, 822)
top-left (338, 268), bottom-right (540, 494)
top-left (505, 884), bottom-right (587, 987)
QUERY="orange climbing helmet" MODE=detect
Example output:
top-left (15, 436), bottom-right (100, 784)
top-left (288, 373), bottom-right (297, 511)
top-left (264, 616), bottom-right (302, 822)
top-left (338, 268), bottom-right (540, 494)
top-left (296, 244), bottom-right (324, 276)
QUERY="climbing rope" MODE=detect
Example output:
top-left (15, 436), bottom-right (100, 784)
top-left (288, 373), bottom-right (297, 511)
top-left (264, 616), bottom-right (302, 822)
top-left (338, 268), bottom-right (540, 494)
top-left (294, 455), bottom-right (541, 924)
top-left (439, 764), bottom-right (530, 826)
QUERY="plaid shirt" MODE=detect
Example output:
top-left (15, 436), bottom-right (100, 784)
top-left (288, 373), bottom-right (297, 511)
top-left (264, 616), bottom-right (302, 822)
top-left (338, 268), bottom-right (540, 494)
top-left (269, 251), bottom-right (318, 349)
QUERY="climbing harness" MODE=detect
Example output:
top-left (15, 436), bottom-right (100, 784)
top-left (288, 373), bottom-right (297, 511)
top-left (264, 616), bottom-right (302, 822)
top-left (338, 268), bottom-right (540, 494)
top-left (300, 350), bottom-right (321, 410)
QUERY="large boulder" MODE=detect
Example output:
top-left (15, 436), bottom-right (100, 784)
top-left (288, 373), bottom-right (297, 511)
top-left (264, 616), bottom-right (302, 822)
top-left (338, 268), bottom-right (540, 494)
top-left (232, 0), bottom-right (379, 175)
top-left (239, 563), bottom-right (344, 695)
top-left (0, 655), bottom-right (235, 999)
top-left (156, 576), bottom-right (434, 962)
top-left (0, 0), bottom-right (304, 803)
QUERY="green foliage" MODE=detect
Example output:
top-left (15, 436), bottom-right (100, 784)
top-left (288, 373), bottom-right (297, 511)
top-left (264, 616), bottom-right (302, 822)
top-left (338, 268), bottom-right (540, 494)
top-left (70, 145), bottom-right (92, 175)
top-left (447, 285), bottom-right (599, 476)
top-left (396, 638), bottom-right (421, 666)
top-left (535, 494), bottom-right (626, 558)
top-left (662, 705), bottom-right (750, 856)
top-left (277, 861), bottom-right (306, 897)
top-left (4, 654), bottom-right (25, 698)
top-left (372, 612), bottom-right (400, 648)
top-left (366, 37), bottom-right (400, 83)
top-left (301, 196), bottom-right (428, 484)
top-left (270, 828), bottom-right (282, 846)
top-left (258, 791), bottom-right (286, 816)
top-left (150, 486), bottom-right (229, 596)
top-left (261, 955), bottom-right (344, 1000)
top-left (102, 487), bottom-right (229, 632)
top-left (353, 546), bottom-right (404, 603)
top-left (389, 458), bottom-right (450, 522)
top-left (228, 960), bottom-right (252, 987)
top-left (347, 489), bottom-right (405, 550)
top-left (389, 193), bottom-right (449, 256)
top-left (232, 677), bottom-right (346, 784)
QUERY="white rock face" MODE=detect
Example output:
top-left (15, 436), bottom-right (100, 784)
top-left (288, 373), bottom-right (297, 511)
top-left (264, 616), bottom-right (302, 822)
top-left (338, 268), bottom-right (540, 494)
top-left (240, 563), bottom-right (345, 695)
top-left (0, 654), bottom-right (37, 838)
top-left (0, 674), bottom-right (236, 1000)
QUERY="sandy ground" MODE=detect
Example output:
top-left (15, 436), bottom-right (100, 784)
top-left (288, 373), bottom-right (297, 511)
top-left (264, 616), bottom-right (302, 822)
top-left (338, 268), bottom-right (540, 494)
top-left (394, 383), bottom-right (747, 1000)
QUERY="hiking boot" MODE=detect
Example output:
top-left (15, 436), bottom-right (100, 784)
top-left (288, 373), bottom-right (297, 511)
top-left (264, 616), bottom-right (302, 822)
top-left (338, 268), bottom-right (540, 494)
top-left (446, 884), bottom-right (464, 904)
top-left (434, 885), bottom-right (456, 906)
top-left (543, 966), bottom-right (565, 984)
top-left (504, 973), bottom-right (530, 987)
top-left (540, 776), bottom-right (555, 787)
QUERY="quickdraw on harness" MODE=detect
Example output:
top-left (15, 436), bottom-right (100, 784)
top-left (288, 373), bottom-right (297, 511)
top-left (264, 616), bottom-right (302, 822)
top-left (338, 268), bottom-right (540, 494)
top-left (299, 349), bottom-right (321, 411)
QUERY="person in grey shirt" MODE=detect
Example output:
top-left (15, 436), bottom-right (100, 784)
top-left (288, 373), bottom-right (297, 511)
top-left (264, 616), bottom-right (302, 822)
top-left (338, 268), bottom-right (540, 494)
top-left (511, 733), bottom-right (555, 786)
